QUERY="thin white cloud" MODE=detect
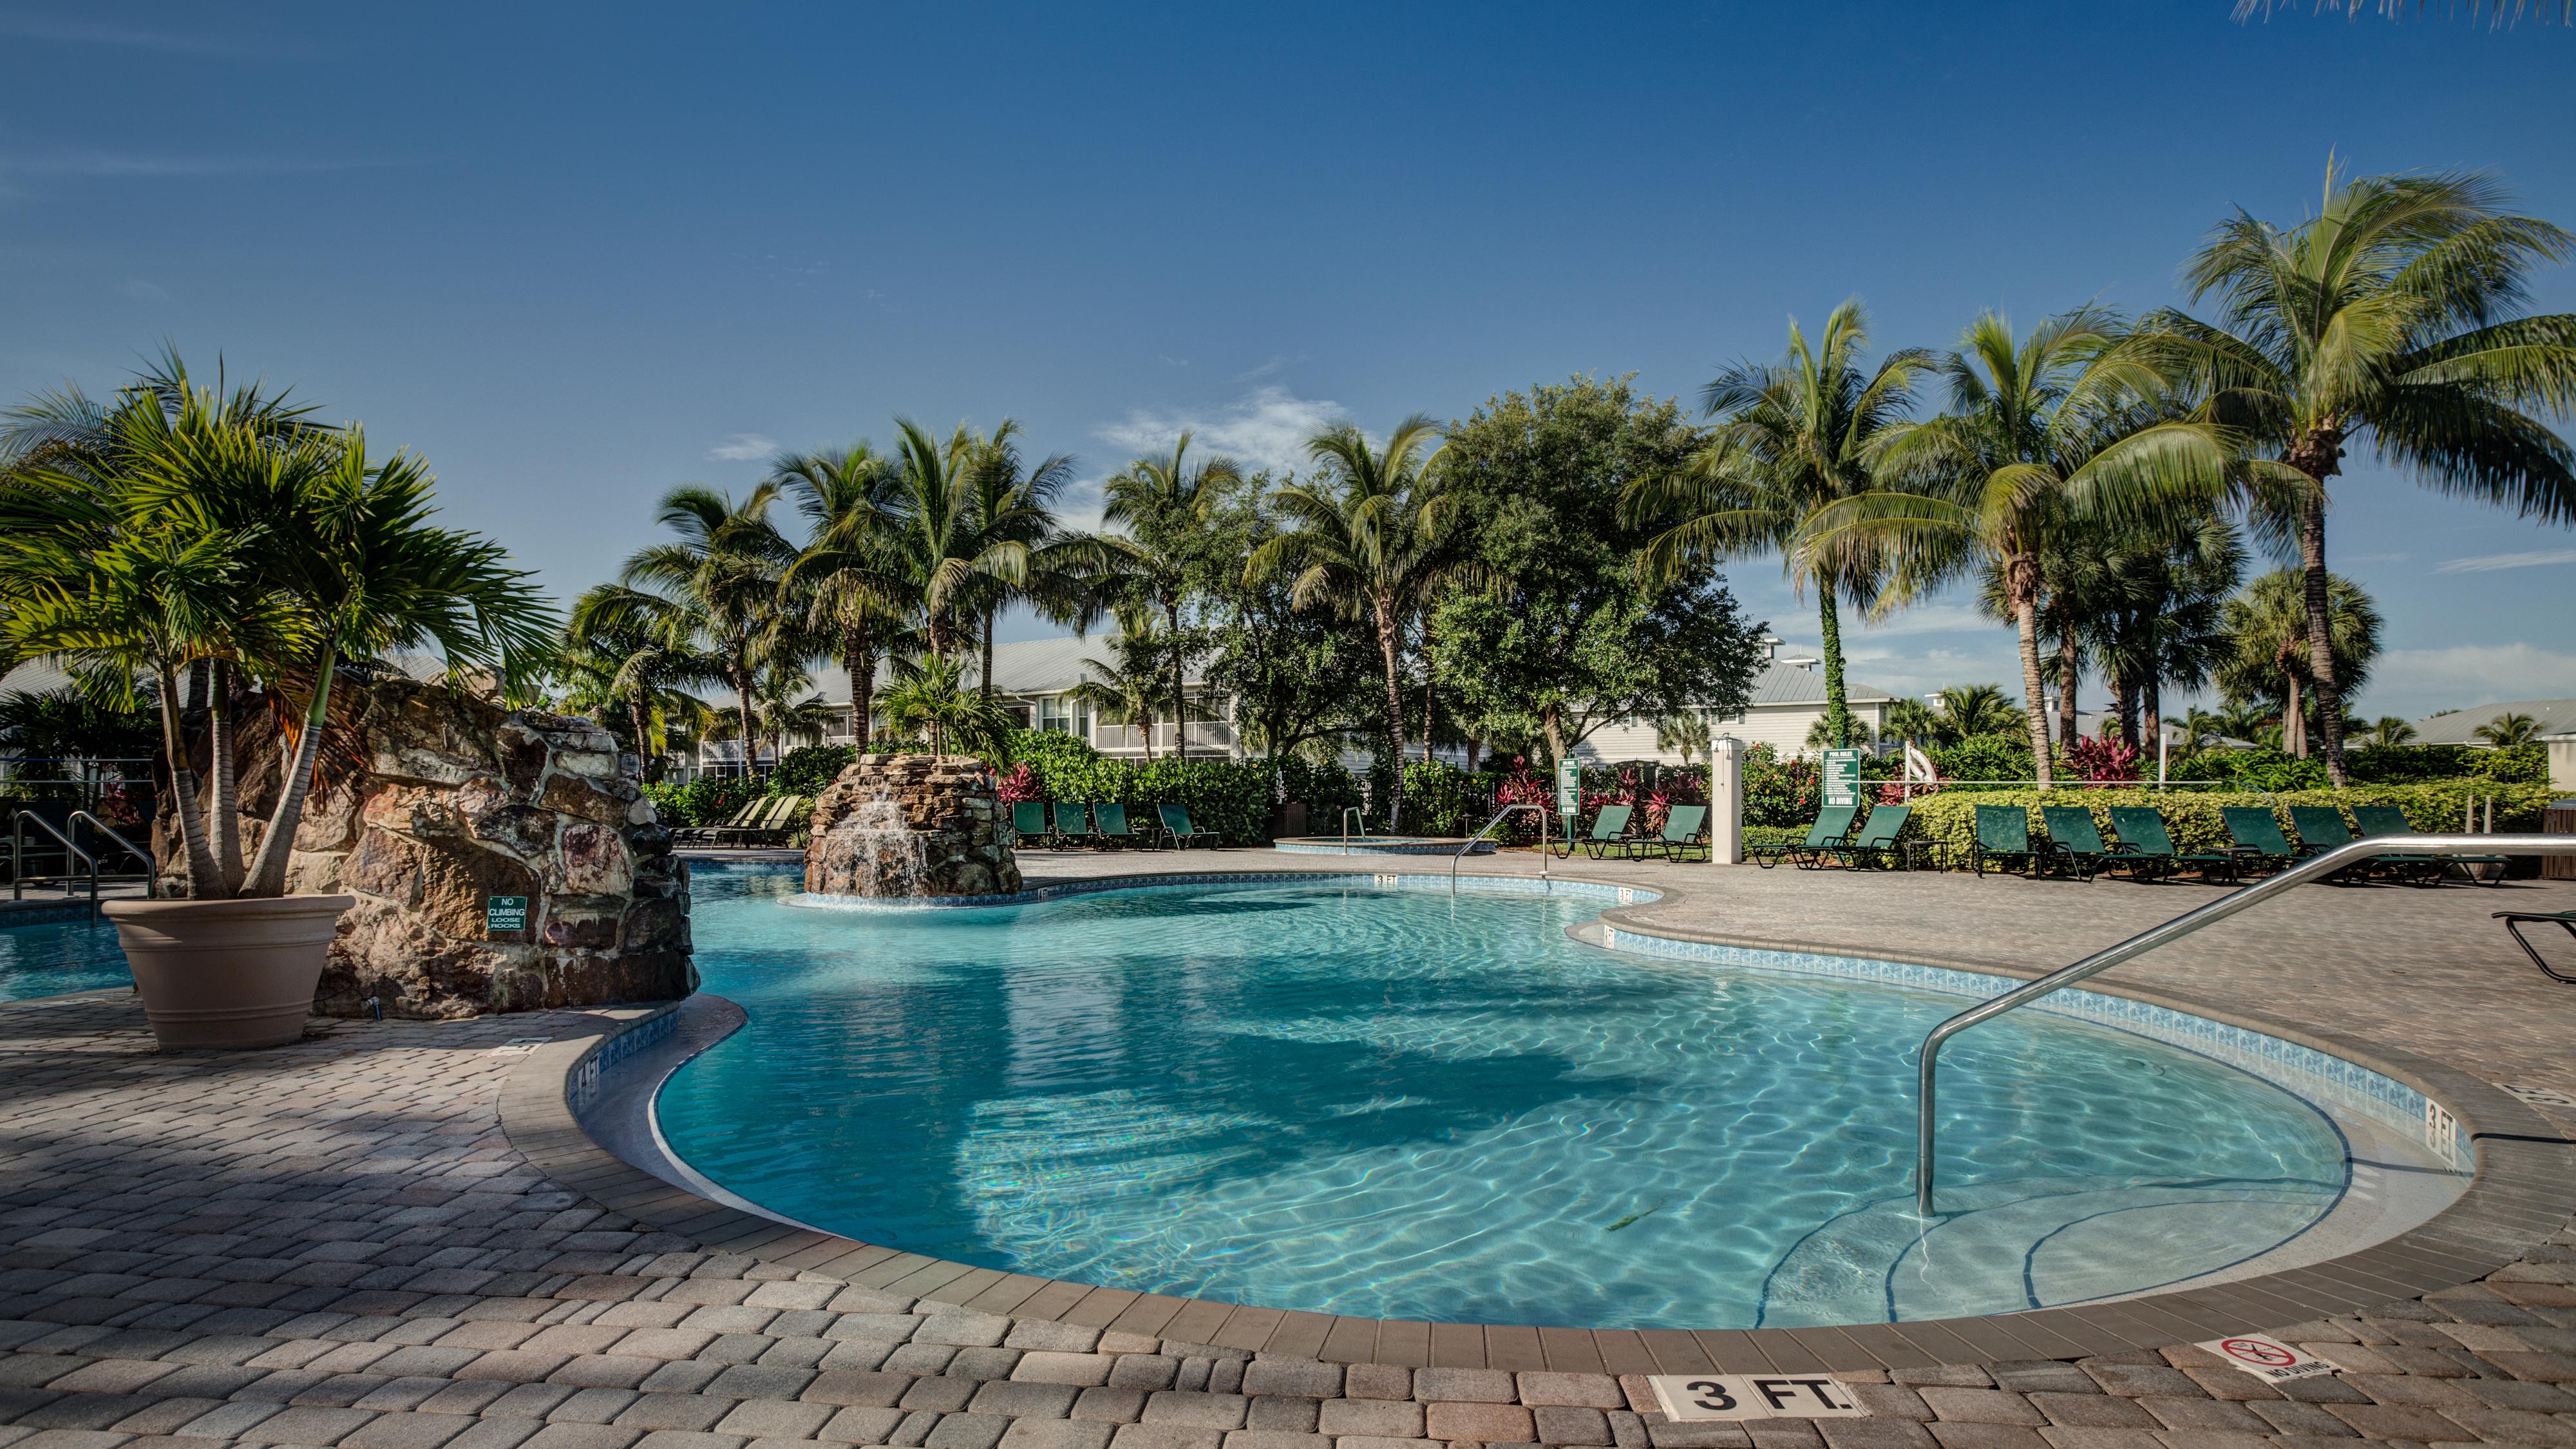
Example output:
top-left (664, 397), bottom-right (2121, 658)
top-left (1096, 384), bottom-right (1346, 477)
top-left (2362, 642), bottom-right (2576, 720)
top-left (2433, 547), bottom-right (2576, 574)
top-left (706, 433), bottom-right (776, 462)
top-left (0, 146), bottom-right (395, 178)
top-left (0, 15), bottom-right (325, 57)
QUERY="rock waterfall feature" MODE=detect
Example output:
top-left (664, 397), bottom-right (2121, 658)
top-left (804, 755), bottom-right (1021, 898)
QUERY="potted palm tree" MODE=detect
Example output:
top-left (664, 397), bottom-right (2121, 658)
top-left (1, 361), bottom-right (551, 1048)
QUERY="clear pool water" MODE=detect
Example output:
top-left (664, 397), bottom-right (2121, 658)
top-left (0, 913), bottom-right (131, 1002)
top-left (662, 864), bottom-right (2349, 1329)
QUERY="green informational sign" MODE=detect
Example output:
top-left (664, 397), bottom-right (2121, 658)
top-left (486, 895), bottom-right (529, 935)
top-left (1555, 757), bottom-right (1582, 818)
top-left (1823, 748), bottom-right (1862, 808)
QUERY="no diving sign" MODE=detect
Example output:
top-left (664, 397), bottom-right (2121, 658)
top-left (1649, 1374), bottom-right (1867, 1421)
top-left (2197, 1334), bottom-right (2340, 1383)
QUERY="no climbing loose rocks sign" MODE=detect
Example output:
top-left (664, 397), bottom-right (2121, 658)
top-left (1649, 1374), bottom-right (1868, 1421)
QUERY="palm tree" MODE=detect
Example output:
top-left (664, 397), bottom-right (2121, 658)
top-left (1808, 306), bottom-right (2239, 786)
top-left (883, 419), bottom-right (1040, 664)
top-left (2474, 711), bottom-right (2543, 746)
top-left (2134, 166), bottom-right (2576, 785)
top-left (772, 443), bottom-right (911, 746)
top-left (1930, 683), bottom-right (2027, 741)
top-left (1065, 607), bottom-right (1204, 761)
top-left (2180, 706), bottom-right (2230, 750)
top-left (579, 484), bottom-right (797, 773)
top-left (958, 421), bottom-right (1089, 703)
top-left (2215, 568), bottom-right (2382, 757)
top-left (1625, 302), bottom-right (1929, 752)
top-left (874, 652), bottom-right (1016, 759)
top-left (1247, 415), bottom-right (1452, 829)
top-left (2360, 715), bottom-right (2420, 748)
top-left (3, 371), bottom-right (550, 898)
top-left (1654, 710), bottom-right (1712, 764)
top-left (552, 603), bottom-right (715, 779)
top-left (1101, 433), bottom-right (1240, 760)
top-left (1880, 697), bottom-right (1946, 747)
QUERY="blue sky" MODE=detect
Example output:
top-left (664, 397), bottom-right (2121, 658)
top-left (3, 2), bottom-right (2571, 721)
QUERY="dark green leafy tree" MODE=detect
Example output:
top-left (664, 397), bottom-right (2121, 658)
top-left (2133, 166), bottom-right (2576, 784)
top-left (1444, 377), bottom-right (1765, 764)
top-left (1193, 473), bottom-right (1377, 764)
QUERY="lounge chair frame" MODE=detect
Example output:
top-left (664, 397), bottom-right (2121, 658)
top-left (1825, 805), bottom-right (1911, 870)
top-left (1752, 806), bottom-right (1857, 870)
top-left (1578, 804), bottom-right (1636, 860)
top-left (2495, 911), bottom-right (2576, 983)
top-left (2102, 806), bottom-right (2240, 884)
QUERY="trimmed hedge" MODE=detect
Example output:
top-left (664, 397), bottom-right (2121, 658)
top-left (1900, 782), bottom-right (2561, 862)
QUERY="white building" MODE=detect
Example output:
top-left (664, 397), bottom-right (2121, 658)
top-left (1564, 643), bottom-right (1899, 764)
top-left (2408, 699), bottom-right (2576, 746)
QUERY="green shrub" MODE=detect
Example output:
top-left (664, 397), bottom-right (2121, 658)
top-left (2345, 741), bottom-right (2548, 785)
top-left (1743, 744), bottom-right (1819, 827)
top-left (1005, 728), bottom-right (1101, 778)
top-left (2167, 747), bottom-right (2330, 791)
top-left (1744, 824), bottom-right (1802, 849)
top-left (1397, 760), bottom-right (1483, 836)
top-left (643, 773), bottom-right (759, 828)
top-left (1931, 733), bottom-right (2036, 789)
top-left (769, 745), bottom-right (856, 796)
top-left (1902, 782), bottom-right (2561, 863)
top-left (1010, 742), bottom-right (1277, 846)
top-left (1277, 755), bottom-right (1361, 828)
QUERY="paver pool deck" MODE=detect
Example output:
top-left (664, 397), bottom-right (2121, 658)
top-left (3, 848), bottom-right (2573, 1449)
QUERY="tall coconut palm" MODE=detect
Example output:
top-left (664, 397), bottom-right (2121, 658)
top-left (2134, 166), bottom-right (2576, 784)
top-left (552, 603), bottom-right (716, 779)
top-left (1101, 433), bottom-right (1241, 759)
top-left (2215, 568), bottom-right (2382, 757)
top-left (579, 484), bottom-right (796, 772)
top-left (958, 422), bottom-right (1090, 704)
top-left (882, 419), bottom-right (1041, 664)
top-left (1247, 415), bottom-right (1451, 829)
top-left (1625, 302), bottom-right (1929, 752)
top-left (1807, 307), bottom-right (2239, 786)
top-left (772, 442), bottom-right (913, 746)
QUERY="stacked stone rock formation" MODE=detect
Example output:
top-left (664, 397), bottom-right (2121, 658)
top-left (153, 677), bottom-right (694, 1019)
top-left (805, 754), bottom-right (1022, 898)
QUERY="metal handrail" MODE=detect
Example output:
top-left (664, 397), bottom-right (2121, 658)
top-left (1340, 806), bottom-right (1365, 855)
top-left (12, 810), bottom-right (104, 916)
top-left (69, 810), bottom-right (153, 897)
top-left (1452, 802), bottom-right (1549, 889)
top-left (1917, 832), bottom-right (2576, 1215)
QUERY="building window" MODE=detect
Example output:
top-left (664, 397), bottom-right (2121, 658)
top-left (1037, 696), bottom-right (1092, 738)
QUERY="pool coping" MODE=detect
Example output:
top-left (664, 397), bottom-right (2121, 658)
top-left (498, 866), bottom-right (2576, 1374)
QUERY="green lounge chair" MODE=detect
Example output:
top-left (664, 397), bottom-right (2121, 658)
top-left (1969, 805), bottom-right (2044, 877)
top-left (2494, 911), bottom-right (2576, 983)
top-left (2220, 807), bottom-right (2301, 875)
top-left (1157, 802), bottom-right (1220, 849)
top-left (2353, 803), bottom-right (2508, 886)
top-left (1578, 804), bottom-right (1635, 859)
top-left (1826, 804), bottom-right (1912, 869)
top-left (1752, 805), bottom-right (1857, 870)
top-left (1093, 802), bottom-right (1147, 849)
top-left (717, 795), bottom-right (796, 848)
top-left (1052, 801), bottom-right (1092, 848)
top-left (1633, 804), bottom-right (1709, 862)
top-left (2039, 806), bottom-right (2112, 882)
top-left (741, 795), bottom-right (808, 847)
top-left (2103, 806), bottom-right (2240, 882)
top-left (1010, 801), bottom-right (1050, 849)
top-left (2286, 805), bottom-right (2386, 884)
top-left (674, 794), bottom-right (768, 848)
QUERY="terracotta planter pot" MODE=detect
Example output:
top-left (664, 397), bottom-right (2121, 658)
top-left (103, 895), bottom-right (354, 1050)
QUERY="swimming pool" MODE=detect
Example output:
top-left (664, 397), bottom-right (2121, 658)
top-left (657, 862), bottom-right (2445, 1329)
top-left (0, 912), bottom-right (132, 1002)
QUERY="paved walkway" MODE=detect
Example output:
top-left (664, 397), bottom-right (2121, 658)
top-left (5, 853), bottom-right (2575, 1448)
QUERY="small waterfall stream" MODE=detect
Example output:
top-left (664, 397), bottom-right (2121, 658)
top-left (818, 792), bottom-right (929, 896)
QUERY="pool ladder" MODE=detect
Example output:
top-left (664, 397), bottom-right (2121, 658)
top-left (11, 809), bottom-right (155, 918)
top-left (1916, 831), bottom-right (2576, 1215)
top-left (1452, 802), bottom-right (1549, 889)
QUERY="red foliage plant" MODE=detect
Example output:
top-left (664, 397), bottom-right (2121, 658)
top-left (994, 762), bottom-right (1041, 804)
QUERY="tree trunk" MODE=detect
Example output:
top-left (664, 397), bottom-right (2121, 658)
top-left (845, 625), bottom-right (876, 746)
top-left (1420, 618), bottom-right (1437, 765)
top-left (980, 608), bottom-right (997, 701)
top-left (1375, 597), bottom-right (1406, 832)
top-left (242, 634), bottom-right (338, 899)
top-left (2103, 675), bottom-right (2130, 744)
top-left (207, 658), bottom-right (243, 895)
top-left (2295, 483), bottom-right (2348, 785)
top-left (2284, 673), bottom-right (2306, 758)
top-left (2010, 556), bottom-right (2055, 788)
top-left (2142, 678), bottom-right (2162, 758)
top-left (1817, 589), bottom-right (1853, 750)
top-left (155, 661), bottom-right (221, 898)
top-left (1166, 594), bottom-right (1187, 763)
top-left (734, 664), bottom-right (758, 778)
top-left (2055, 626), bottom-right (2080, 750)
top-left (629, 695), bottom-right (652, 777)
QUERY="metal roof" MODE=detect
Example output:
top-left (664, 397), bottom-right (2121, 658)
top-left (2408, 699), bottom-right (2576, 746)
top-left (1742, 659), bottom-right (1896, 707)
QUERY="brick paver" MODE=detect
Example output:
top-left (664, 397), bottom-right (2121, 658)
top-left (6, 852), bottom-right (2576, 1446)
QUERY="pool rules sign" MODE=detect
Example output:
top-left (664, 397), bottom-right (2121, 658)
top-left (1649, 1375), bottom-right (1867, 1421)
